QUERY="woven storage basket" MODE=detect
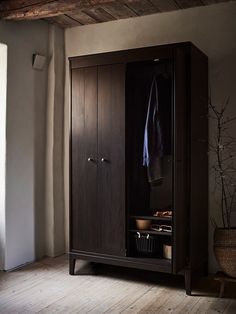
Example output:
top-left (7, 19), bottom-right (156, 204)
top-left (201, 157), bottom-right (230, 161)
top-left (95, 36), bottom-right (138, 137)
top-left (214, 228), bottom-right (236, 278)
top-left (134, 233), bottom-right (160, 255)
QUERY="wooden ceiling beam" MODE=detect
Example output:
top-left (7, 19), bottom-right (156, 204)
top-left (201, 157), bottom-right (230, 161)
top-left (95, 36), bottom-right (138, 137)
top-left (0, 0), bottom-right (139, 20)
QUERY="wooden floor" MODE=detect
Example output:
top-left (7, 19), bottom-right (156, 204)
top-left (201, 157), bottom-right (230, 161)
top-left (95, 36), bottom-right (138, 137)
top-left (0, 255), bottom-right (235, 313)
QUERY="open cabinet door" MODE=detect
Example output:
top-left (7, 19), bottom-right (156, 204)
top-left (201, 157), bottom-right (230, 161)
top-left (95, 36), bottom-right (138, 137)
top-left (172, 47), bottom-right (189, 274)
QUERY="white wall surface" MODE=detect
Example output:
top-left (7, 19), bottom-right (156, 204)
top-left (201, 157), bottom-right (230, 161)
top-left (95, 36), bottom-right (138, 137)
top-left (0, 21), bottom-right (49, 270)
top-left (0, 44), bottom-right (7, 270)
top-left (65, 1), bottom-right (236, 272)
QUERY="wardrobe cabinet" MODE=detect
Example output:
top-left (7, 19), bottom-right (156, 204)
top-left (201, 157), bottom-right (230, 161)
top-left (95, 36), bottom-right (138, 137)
top-left (71, 64), bottom-right (125, 257)
top-left (69, 42), bottom-right (208, 295)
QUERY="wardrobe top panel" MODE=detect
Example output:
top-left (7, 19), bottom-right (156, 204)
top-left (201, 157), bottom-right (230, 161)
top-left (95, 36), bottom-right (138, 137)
top-left (69, 41), bottom-right (207, 69)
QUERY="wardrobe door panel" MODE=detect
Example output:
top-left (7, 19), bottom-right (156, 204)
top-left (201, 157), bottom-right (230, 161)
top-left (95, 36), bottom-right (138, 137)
top-left (71, 66), bottom-right (99, 253)
top-left (173, 48), bottom-right (188, 273)
top-left (97, 64), bottom-right (126, 256)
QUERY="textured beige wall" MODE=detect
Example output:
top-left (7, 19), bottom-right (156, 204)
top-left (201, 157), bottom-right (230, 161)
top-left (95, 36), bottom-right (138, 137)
top-left (45, 25), bottom-right (65, 257)
top-left (0, 21), bottom-right (65, 268)
top-left (65, 1), bottom-right (236, 272)
top-left (0, 20), bottom-right (49, 269)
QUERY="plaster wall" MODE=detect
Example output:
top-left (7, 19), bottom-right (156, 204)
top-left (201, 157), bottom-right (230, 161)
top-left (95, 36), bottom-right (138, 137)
top-left (0, 21), bottom-right (49, 269)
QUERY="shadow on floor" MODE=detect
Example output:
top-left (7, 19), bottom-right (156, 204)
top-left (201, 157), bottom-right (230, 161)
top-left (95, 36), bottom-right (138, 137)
top-left (75, 260), bottom-right (236, 299)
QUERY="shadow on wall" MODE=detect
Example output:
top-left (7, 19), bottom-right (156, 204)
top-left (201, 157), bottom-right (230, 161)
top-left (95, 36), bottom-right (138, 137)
top-left (33, 53), bottom-right (48, 260)
top-left (0, 43), bottom-right (7, 270)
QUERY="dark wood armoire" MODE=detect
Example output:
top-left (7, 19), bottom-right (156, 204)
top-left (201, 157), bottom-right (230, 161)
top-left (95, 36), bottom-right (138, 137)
top-left (69, 42), bottom-right (208, 295)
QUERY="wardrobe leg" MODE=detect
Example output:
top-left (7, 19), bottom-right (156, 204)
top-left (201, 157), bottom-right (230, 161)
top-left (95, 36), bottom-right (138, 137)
top-left (185, 268), bottom-right (192, 296)
top-left (69, 257), bottom-right (76, 275)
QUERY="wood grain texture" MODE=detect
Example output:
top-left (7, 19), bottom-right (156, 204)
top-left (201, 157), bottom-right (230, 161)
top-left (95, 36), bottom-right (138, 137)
top-left (45, 14), bottom-right (82, 27)
top-left (172, 46), bottom-right (189, 274)
top-left (0, 0), bottom-right (45, 11)
top-left (68, 10), bottom-right (97, 24)
top-left (202, 0), bottom-right (229, 3)
top-left (150, 0), bottom-right (180, 11)
top-left (97, 64), bottom-right (126, 256)
top-left (0, 0), bottom-right (81, 19)
top-left (70, 251), bottom-right (172, 273)
top-left (70, 43), bottom-right (209, 295)
top-left (1, 0), bottom-right (235, 27)
top-left (70, 44), bottom-right (173, 69)
top-left (0, 0), bottom-right (119, 19)
top-left (82, 6), bottom-right (116, 22)
top-left (189, 45), bottom-right (208, 271)
top-left (0, 255), bottom-right (235, 313)
top-left (71, 66), bottom-right (99, 253)
top-left (101, 1), bottom-right (137, 19)
top-left (175, 0), bottom-right (204, 9)
top-left (123, 0), bottom-right (159, 15)
top-left (71, 64), bottom-right (126, 257)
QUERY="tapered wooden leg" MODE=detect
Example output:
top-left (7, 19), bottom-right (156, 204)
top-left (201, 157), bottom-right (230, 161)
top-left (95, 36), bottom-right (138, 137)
top-left (185, 268), bottom-right (192, 296)
top-left (69, 257), bottom-right (76, 275)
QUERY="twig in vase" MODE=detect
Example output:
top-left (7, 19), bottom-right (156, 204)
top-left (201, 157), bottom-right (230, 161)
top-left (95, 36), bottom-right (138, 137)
top-left (209, 98), bottom-right (236, 229)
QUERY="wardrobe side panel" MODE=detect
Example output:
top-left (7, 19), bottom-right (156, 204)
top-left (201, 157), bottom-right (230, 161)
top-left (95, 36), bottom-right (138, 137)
top-left (97, 64), bottom-right (126, 256)
top-left (71, 67), bottom-right (99, 253)
top-left (189, 46), bottom-right (208, 271)
top-left (173, 47), bottom-right (189, 273)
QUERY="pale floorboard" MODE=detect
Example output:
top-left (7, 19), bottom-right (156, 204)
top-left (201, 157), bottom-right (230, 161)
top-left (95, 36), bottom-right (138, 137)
top-left (0, 255), bottom-right (235, 314)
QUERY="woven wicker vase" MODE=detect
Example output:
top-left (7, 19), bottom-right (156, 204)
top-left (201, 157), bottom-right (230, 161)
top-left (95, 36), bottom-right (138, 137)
top-left (214, 228), bottom-right (236, 278)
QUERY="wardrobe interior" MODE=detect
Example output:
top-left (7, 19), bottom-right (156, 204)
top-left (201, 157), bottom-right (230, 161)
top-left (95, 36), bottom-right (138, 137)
top-left (126, 59), bottom-right (173, 261)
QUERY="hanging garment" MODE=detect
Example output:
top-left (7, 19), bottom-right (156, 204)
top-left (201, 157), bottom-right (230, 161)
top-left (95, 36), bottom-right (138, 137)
top-left (143, 77), bottom-right (163, 184)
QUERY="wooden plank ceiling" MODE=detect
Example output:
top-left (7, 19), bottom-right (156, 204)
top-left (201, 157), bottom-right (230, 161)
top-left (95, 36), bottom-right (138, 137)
top-left (0, 0), bottom-right (234, 28)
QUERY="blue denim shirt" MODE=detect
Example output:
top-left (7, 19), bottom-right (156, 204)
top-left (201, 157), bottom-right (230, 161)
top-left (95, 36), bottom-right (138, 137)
top-left (143, 77), bottom-right (163, 183)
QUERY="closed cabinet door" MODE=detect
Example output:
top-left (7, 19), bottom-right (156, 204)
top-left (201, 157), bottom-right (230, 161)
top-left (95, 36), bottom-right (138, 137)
top-left (71, 66), bottom-right (99, 253)
top-left (71, 64), bottom-right (126, 256)
top-left (97, 64), bottom-right (126, 256)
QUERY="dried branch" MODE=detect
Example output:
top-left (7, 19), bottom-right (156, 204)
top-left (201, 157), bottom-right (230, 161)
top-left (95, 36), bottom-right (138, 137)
top-left (209, 98), bottom-right (236, 228)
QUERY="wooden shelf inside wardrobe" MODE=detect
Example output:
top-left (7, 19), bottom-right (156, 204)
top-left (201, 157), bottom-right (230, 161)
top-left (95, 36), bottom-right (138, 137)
top-left (130, 215), bottom-right (172, 222)
top-left (129, 229), bottom-right (172, 236)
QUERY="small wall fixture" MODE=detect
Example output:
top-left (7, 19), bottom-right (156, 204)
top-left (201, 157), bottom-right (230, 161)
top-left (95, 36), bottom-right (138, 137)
top-left (32, 54), bottom-right (46, 70)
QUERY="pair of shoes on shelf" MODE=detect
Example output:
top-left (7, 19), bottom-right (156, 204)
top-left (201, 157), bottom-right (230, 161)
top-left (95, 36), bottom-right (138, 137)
top-left (153, 210), bottom-right (172, 218)
top-left (151, 224), bottom-right (172, 232)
